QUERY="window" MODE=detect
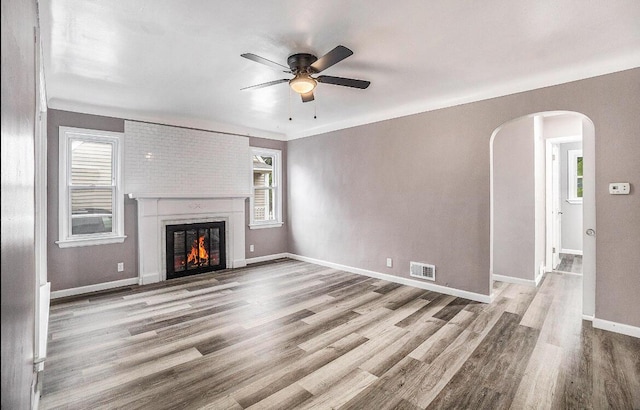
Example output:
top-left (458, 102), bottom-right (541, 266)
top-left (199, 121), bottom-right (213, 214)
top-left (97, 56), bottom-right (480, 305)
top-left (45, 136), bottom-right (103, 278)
top-left (567, 149), bottom-right (583, 204)
top-left (249, 147), bottom-right (283, 229)
top-left (57, 127), bottom-right (126, 247)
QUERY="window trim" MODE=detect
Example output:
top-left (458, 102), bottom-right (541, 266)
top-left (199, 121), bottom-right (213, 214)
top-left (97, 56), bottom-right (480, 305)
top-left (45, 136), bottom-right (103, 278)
top-left (249, 147), bottom-right (283, 229)
top-left (57, 126), bottom-right (126, 248)
top-left (567, 148), bottom-right (583, 205)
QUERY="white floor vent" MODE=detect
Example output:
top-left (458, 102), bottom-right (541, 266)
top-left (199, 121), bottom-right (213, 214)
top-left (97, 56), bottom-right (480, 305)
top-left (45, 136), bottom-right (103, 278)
top-left (410, 262), bottom-right (435, 281)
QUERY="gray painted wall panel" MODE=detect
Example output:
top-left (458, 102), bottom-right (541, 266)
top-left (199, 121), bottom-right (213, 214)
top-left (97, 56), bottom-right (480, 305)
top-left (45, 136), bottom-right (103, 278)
top-left (1, 0), bottom-right (38, 407)
top-left (246, 137), bottom-right (289, 258)
top-left (493, 116), bottom-right (535, 281)
top-left (47, 110), bottom-right (138, 291)
top-left (590, 71), bottom-right (640, 326)
top-left (288, 108), bottom-right (492, 295)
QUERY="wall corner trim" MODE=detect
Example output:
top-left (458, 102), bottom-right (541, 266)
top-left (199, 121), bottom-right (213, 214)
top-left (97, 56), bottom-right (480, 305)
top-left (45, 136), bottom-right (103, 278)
top-left (50, 278), bottom-right (138, 299)
top-left (592, 318), bottom-right (640, 339)
top-left (287, 253), bottom-right (492, 303)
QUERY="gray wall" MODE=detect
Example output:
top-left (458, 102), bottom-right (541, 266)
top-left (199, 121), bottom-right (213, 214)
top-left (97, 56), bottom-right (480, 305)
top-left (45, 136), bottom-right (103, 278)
top-left (592, 70), bottom-right (640, 327)
top-left (246, 137), bottom-right (289, 258)
top-left (47, 112), bottom-right (290, 291)
top-left (493, 116), bottom-right (535, 281)
top-left (47, 110), bottom-right (138, 291)
top-left (288, 68), bottom-right (640, 329)
top-left (288, 107), bottom-right (493, 295)
top-left (1, 0), bottom-right (38, 407)
top-left (560, 142), bottom-right (583, 252)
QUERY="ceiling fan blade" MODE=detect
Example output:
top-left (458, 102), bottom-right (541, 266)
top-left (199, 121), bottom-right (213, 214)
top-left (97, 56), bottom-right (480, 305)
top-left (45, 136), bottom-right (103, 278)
top-left (310, 45), bottom-right (353, 73)
top-left (241, 53), bottom-right (290, 72)
top-left (301, 91), bottom-right (314, 103)
top-left (317, 75), bottom-right (370, 89)
top-left (241, 79), bottom-right (289, 91)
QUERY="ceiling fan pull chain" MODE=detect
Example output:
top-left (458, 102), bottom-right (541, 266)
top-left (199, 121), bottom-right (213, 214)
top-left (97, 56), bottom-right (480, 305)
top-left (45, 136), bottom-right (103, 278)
top-left (314, 100), bottom-right (317, 119)
top-left (289, 87), bottom-right (292, 121)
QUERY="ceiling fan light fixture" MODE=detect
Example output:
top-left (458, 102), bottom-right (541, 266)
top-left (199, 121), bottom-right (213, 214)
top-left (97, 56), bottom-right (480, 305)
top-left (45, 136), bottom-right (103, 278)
top-left (289, 73), bottom-right (317, 94)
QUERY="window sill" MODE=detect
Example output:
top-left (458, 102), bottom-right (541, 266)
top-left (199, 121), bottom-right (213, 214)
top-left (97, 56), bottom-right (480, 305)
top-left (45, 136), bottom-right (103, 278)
top-left (249, 222), bottom-right (284, 230)
top-left (566, 199), bottom-right (583, 205)
top-left (56, 235), bottom-right (127, 248)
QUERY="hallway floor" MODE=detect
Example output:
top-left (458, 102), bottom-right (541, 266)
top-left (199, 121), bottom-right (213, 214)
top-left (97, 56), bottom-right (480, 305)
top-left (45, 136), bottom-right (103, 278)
top-left (555, 253), bottom-right (583, 274)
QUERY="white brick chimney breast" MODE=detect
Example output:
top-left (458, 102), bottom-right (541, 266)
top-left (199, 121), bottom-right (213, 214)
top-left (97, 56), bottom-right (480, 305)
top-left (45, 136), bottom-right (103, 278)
top-left (124, 121), bottom-right (251, 284)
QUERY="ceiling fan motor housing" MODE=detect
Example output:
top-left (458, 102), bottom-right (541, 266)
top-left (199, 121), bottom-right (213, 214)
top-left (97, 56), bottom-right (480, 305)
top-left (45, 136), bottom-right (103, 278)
top-left (287, 53), bottom-right (318, 73)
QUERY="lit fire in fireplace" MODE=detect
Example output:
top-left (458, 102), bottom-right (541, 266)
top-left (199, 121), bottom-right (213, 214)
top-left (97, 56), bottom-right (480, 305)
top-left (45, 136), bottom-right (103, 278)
top-left (167, 222), bottom-right (224, 278)
top-left (187, 235), bottom-right (209, 266)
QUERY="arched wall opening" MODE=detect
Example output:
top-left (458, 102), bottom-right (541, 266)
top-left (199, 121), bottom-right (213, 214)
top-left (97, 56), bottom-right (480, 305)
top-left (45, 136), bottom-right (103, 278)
top-left (490, 111), bottom-right (595, 318)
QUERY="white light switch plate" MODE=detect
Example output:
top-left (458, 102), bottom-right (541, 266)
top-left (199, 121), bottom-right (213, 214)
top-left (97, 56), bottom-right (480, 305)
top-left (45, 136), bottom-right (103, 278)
top-left (609, 182), bottom-right (630, 195)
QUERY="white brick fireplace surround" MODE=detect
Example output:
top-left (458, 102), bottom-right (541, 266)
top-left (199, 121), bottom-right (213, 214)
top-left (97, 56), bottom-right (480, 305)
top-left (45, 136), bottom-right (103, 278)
top-left (131, 195), bottom-right (247, 284)
top-left (124, 121), bottom-right (251, 284)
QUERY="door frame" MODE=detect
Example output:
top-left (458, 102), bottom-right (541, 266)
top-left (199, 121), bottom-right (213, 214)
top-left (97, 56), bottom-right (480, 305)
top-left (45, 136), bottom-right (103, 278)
top-left (545, 135), bottom-right (582, 272)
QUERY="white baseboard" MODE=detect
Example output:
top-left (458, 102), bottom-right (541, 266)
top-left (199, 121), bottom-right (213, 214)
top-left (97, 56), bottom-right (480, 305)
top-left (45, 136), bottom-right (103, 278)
top-left (560, 248), bottom-right (583, 256)
top-left (492, 274), bottom-right (536, 287)
top-left (287, 253), bottom-right (492, 304)
top-left (560, 271), bottom-right (583, 277)
top-left (535, 263), bottom-right (545, 286)
top-left (51, 253), bottom-right (496, 305)
top-left (593, 318), bottom-right (640, 339)
top-left (233, 259), bottom-right (247, 268)
top-left (246, 253), bottom-right (289, 265)
top-left (51, 277), bottom-right (138, 299)
top-left (582, 314), bottom-right (594, 322)
top-left (141, 272), bottom-right (160, 285)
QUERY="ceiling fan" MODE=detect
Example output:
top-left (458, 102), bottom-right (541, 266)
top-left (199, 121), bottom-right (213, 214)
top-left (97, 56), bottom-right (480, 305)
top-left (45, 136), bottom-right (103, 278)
top-left (240, 45), bottom-right (370, 103)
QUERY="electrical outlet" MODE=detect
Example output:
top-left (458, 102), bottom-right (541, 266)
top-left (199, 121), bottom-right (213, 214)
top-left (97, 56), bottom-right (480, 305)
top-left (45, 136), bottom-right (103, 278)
top-left (117, 262), bottom-right (124, 272)
top-left (249, 244), bottom-right (254, 252)
top-left (386, 258), bottom-right (393, 268)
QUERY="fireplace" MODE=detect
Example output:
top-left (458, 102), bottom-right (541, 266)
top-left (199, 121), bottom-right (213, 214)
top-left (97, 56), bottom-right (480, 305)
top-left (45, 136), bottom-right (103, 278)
top-left (166, 221), bottom-right (226, 279)
top-left (131, 195), bottom-right (246, 285)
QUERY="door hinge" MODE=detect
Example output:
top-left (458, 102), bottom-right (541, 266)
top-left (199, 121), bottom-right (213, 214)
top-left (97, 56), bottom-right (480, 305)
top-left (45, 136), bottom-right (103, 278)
top-left (552, 154), bottom-right (556, 161)
top-left (552, 247), bottom-right (556, 253)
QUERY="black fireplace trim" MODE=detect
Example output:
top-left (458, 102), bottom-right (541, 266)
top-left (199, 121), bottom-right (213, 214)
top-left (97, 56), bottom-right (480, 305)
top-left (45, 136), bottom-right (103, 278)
top-left (166, 221), bottom-right (226, 280)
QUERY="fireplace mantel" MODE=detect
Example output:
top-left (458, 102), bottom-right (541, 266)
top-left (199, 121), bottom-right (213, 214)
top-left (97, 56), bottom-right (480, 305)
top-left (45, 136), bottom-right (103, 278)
top-left (128, 192), bottom-right (251, 200)
top-left (133, 196), bottom-right (247, 285)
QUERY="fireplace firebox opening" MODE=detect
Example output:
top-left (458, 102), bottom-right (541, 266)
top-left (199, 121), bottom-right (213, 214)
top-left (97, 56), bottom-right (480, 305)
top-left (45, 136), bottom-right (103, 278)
top-left (166, 221), bottom-right (226, 280)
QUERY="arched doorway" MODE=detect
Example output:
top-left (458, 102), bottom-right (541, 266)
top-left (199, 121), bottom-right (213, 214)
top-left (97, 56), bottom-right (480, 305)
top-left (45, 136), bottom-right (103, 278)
top-left (490, 111), bottom-right (595, 318)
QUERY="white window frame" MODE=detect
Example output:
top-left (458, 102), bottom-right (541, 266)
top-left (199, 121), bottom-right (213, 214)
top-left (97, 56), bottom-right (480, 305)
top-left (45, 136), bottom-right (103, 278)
top-left (567, 149), bottom-right (583, 204)
top-left (249, 147), bottom-right (283, 229)
top-left (57, 126), bottom-right (126, 248)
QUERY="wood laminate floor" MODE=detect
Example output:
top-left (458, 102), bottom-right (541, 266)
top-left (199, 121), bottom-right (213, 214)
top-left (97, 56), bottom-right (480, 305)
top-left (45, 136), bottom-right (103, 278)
top-left (555, 253), bottom-right (583, 274)
top-left (41, 259), bottom-right (640, 409)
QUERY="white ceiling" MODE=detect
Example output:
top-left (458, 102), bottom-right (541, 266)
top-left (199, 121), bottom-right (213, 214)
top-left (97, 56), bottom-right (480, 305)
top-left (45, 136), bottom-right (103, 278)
top-left (39, 1), bottom-right (640, 140)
